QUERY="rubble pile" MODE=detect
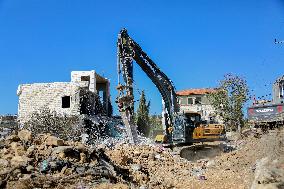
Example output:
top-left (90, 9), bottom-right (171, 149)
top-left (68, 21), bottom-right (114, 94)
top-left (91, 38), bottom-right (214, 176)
top-left (105, 145), bottom-right (194, 188)
top-left (187, 128), bottom-right (284, 189)
top-left (0, 130), bottom-right (131, 189)
top-left (0, 128), bottom-right (283, 189)
top-left (0, 130), bottom-right (194, 189)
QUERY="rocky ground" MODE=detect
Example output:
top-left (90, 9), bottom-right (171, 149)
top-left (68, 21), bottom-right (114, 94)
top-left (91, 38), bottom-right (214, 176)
top-left (0, 128), bottom-right (283, 189)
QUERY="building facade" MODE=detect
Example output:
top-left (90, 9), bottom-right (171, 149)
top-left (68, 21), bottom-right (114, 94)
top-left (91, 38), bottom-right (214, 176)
top-left (273, 75), bottom-right (284, 104)
top-left (176, 88), bottom-right (221, 123)
top-left (17, 70), bottom-right (110, 123)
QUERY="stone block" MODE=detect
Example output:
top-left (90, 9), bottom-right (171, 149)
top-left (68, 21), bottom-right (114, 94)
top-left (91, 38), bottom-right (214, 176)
top-left (45, 136), bottom-right (64, 146)
top-left (18, 130), bottom-right (32, 142)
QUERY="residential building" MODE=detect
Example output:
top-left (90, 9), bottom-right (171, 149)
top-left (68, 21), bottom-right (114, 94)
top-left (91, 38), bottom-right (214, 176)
top-left (176, 88), bottom-right (221, 123)
top-left (17, 70), bottom-right (110, 123)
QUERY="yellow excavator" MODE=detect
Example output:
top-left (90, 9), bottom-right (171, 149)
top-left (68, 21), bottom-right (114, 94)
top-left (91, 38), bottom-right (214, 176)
top-left (154, 112), bottom-right (225, 143)
top-left (116, 29), bottom-right (224, 145)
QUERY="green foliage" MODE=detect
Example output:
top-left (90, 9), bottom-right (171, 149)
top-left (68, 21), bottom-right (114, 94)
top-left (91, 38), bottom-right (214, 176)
top-left (148, 114), bottom-right (163, 138)
top-left (208, 74), bottom-right (249, 131)
top-left (149, 115), bottom-right (163, 130)
top-left (136, 90), bottom-right (151, 137)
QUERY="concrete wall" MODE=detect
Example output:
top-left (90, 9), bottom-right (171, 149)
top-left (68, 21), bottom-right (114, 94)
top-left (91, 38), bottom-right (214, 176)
top-left (178, 94), bottom-right (221, 123)
top-left (71, 70), bottom-right (96, 93)
top-left (71, 70), bottom-right (110, 115)
top-left (17, 70), bottom-right (111, 123)
top-left (17, 82), bottom-right (88, 123)
top-left (179, 104), bottom-right (216, 122)
top-left (178, 95), bottom-right (210, 105)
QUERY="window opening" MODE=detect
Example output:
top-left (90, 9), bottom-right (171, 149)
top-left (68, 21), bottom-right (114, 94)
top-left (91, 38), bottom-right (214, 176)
top-left (188, 98), bottom-right (193, 105)
top-left (62, 96), bottom-right (71, 108)
top-left (195, 97), bottom-right (202, 104)
top-left (280, 83), bottom-right (284, 98)
top-left (81, 76), bottom-right (90, 82)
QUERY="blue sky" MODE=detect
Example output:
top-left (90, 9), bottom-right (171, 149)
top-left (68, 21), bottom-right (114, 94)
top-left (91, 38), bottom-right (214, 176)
top-left (0, 0), bottom-right (284, 115)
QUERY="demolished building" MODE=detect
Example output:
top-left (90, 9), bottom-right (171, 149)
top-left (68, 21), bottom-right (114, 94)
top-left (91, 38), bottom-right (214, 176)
top-left (17, 70), bottom-right (110, 124)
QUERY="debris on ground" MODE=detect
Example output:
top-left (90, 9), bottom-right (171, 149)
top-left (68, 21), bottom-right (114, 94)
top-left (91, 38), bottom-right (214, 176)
top-left (0, 128), bottom-right (283, 189)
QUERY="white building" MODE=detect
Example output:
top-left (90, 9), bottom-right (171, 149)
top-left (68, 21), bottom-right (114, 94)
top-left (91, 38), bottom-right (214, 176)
top-left (176, 88), bottom-right (221, 123)
top-left (17, 70), bottom-right (110, 123)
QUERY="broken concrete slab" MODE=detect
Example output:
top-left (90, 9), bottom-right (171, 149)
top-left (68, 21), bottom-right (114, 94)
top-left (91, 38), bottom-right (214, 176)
top-left (17, 130), bottom-right (32, 143)
top-left (45, 136), bottom-right (64, 146)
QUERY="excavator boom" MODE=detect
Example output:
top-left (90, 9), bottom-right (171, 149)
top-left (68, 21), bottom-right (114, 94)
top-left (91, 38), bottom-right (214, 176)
top-left (116, 29), bottom-right (193, 144)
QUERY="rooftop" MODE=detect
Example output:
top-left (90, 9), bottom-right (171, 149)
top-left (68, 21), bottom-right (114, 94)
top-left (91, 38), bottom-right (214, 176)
top-left (176, 88), bottom-right (215, 96)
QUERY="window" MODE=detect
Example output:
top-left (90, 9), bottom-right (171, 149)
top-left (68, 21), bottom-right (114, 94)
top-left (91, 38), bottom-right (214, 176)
top-left (62, 96), bottom-right (71, 108)
top-left (195, 97), bottom-right (202, 104)
top-left (98, 90), bottom-right (104, 104)
top-left (187, 98), bottom-right (193, 105)
top-left (280, 83), bottom-right (284, 98)
top-left (81, 76), bottom-right (90, 82)
top-left (180, 97), bottom-right (186, 105)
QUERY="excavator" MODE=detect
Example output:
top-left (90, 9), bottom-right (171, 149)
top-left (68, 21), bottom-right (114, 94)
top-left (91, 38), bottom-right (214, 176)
top-left (116, 29), bottom-right (223, 144)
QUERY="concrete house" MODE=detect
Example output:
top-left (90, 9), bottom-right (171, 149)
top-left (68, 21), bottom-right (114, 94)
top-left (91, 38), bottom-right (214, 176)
top-left (17, 70), bottom-right (110, 123)
top-left (176, 88), bottom-right (221, 123)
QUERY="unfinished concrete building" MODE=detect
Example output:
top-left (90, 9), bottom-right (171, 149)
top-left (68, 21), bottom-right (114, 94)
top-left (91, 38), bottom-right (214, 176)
top-left (17, 70), bottom-right (110, 123)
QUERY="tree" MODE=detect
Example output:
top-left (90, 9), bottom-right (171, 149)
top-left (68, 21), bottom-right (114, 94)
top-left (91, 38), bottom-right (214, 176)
top-left (208, 74), bottom-right (249, 132)
top-left (136, 90), bottom-right (151, 137)
top-left (148, 114), bottom-right (163, 138)
top-left (149, 114), bottom-right (163, 130)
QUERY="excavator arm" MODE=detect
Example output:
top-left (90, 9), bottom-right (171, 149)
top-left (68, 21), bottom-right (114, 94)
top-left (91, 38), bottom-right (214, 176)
top-left (116, 29), bottom-right (180, 143)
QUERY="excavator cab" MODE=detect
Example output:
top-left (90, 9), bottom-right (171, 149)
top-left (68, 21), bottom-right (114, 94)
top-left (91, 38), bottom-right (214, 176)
top-left (154, 114), bottom-right (195, 144)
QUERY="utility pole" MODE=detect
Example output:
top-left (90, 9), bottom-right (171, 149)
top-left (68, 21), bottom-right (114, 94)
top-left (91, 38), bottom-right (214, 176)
top-left (275, 38), bottom-right (284, 44)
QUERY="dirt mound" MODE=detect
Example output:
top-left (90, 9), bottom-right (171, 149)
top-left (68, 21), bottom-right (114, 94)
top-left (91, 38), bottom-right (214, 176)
top-left (187, 128), bottom-right (284, 189)
top-left (105, 145), bottom-right (194, 188)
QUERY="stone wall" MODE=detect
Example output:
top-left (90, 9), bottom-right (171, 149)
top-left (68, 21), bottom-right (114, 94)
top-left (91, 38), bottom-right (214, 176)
top-left (17, 82), bottom-right (88, 123)
top-left (71, 70), bottom-right (110, 115)
top-left (71, 70), bottom-right (96, 93)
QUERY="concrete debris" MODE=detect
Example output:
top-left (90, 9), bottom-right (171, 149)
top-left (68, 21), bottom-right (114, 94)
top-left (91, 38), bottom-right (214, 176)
top-left (45, 136), bottom-right (65, 146)
top-left (17, 130), bottom-right (32, 143)
top-left (251, 158), bottom-right (284, 189)
top-left (0, 134), bottom-right (113, 188)
top-left (0, 128), bottom-right (283, 189)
